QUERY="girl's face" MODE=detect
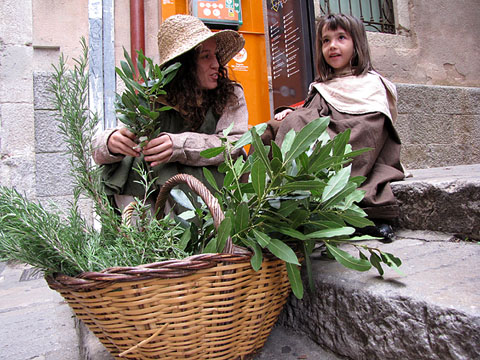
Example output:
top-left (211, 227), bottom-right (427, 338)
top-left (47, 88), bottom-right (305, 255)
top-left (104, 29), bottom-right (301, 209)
top-left (195, 38), bottom-right (220, 90)
top-left (321, 25), bottom-right (354, 74)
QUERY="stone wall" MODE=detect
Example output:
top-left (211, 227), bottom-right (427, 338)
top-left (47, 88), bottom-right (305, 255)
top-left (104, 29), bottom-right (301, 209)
top-left (0, 0), bottom-right (36, 198)
top-left (396, 84), bottom-right (480, 169)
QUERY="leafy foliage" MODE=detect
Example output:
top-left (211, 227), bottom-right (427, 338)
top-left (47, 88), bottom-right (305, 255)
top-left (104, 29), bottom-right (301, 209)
top-left (198, 117), bottom-right (402, 298)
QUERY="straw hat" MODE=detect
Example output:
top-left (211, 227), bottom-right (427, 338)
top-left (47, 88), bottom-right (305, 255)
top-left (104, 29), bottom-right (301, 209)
top-left (158, 14), bottom-right (245, 67)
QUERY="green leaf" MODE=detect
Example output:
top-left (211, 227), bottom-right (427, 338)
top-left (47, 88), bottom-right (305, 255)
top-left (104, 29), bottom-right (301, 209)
top-left (123, 47), bottom-right (136, 76)
top-left (325, 243), bottom-right (372, 271)
top-left (216, 217), bottom-right (232, 252)
top-left (277, 200), bottom-right (299, 217)
top-left (322, 165), bottom-right (351, 203)
top-left (332, 129), bottom-right (350, 157)
top-left (286, 263), bottom-right (304, 299)
top-left (235, 202), bottom-right (249, 234)
top-left (251, 127), bottom-right (272, 177)
top-left (200, 146), bottom-right (224, 159)
top-left (266, 239), bottom-right (300, 265)
top-left (309, 141), bottom-right (334, 171)
top-left (136, 54), bottom-right (148, 83)
top-left (280, 129), bottom-right (295, 157)
top-left (381, 252), bottom-right (403, 275)
top-left (252, 229), bottom-right (271, 248)
top-left (223, 121), bottom-right (235, 137)
top-left (303, 242), bottom-right (315, 290)
top-left (203, 238), bottom-right (217, 253)
top-left (202, 167), bottom-right (219, 192)
top-left (285, 116), bottom-right (330, 163)
top-left (345, 147), bottom-right (372, 159)
top-left (339, 211), bottom-right (374, 228)
top-left (271, 141), bottom-right (283, 162)
top-left (305, 227), bottom-right (355, 239)
top-left (233, 123), bottom-right (267, 150)
top-left (178, 227), bottom-right (191, 251)
top-left (223, 170), bottom-right (234, 188)
top-left (281, 180), bottom-right (325, 193)
top-left (249, 239), bottom-right (263, 271)
top-left (369, 251), bottom-right (384, 276)
top-left (276, 227), bottom-right (307, 241)
top-left (251, 160), bottom-right (266, 197)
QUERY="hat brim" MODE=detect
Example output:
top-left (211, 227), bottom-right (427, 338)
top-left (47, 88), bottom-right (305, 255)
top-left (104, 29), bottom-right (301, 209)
top-left (159, 29), bottom-right (245, 68)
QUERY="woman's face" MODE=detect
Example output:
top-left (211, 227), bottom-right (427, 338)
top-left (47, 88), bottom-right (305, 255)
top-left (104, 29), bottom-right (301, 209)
top-left (195, 38), bottom-right (220, 90)
top-left (321, 25), bottom-right (354, 74)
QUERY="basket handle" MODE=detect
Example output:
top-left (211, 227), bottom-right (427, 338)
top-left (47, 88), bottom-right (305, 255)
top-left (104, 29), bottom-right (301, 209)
top-left (154, 173), bottom-right (234, 254)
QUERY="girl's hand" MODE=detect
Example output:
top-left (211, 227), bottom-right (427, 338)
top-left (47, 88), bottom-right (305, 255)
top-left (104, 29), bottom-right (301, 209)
top-left (107, 127), bottom-right (140, 157)
top-left (142, 134), bottom-right (173, 167)
top-left (274, 108), bottom-right (293, 121)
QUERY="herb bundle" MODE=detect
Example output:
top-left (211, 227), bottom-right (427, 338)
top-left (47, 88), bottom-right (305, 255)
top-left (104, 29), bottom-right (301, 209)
top-left (0, 38), bottom-right (188, 275)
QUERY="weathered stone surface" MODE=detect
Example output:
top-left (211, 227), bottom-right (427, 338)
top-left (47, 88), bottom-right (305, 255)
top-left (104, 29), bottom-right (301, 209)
top-left (34, 72), bottom-right (56, 110)
top-left (0, 154), bottom-right (36, 197)
top-left (395, 84), bottom-right (480, 168)
top-left (279, 235), bottom-right (480, 360)
top-left (392, 164), bottom-right (480, 240)
top-left (35, 109), bottom-right (66, 153)
top-left (35, 152), bottom-right (74, 197)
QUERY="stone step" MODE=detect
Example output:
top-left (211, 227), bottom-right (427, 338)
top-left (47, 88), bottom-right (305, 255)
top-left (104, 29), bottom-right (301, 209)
top-left (277, 229), bottom-right (480, 360)
top-left (391, 164), bottom-right (480, 240)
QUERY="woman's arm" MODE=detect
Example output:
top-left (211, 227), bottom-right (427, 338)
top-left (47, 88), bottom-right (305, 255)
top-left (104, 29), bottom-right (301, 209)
top-left (145, 85), bottom-right (248, 167)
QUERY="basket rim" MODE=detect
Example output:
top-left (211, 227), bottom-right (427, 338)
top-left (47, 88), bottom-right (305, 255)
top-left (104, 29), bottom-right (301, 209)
top-left (46, 248), bottom-right (254, 291)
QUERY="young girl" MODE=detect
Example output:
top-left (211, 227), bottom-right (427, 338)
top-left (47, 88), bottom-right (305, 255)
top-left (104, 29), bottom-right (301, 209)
top-left (263, 13), bottom-right (404, 241)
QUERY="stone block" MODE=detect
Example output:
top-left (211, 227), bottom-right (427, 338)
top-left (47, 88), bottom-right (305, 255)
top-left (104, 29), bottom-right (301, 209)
top-left (35, 152), bottom-right (74, 197)
top-left (33, 72), bottom-right (55, 110)
top-left (35, 109), bottom-right (66, 153)
top-left (0, 154), bottom-right (36, 197)
top-left (280, 237), bottom-right (480, 360)
top-left (0, 45), bottom-right (34, 103)
top-left (0, 1), bottom-right (33, 44)
top-left (407, 113), bottom-right (454, 145)
top-left (391, 164), bottom-right (480, 239)
top-left (397, 84), bottom-right (464, 115)
top-left (0, 103), bottom-right (35, 154)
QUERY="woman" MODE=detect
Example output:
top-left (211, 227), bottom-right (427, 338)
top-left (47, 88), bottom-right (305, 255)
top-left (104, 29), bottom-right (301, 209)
top-left (93, 14), bottom-right (248, 214)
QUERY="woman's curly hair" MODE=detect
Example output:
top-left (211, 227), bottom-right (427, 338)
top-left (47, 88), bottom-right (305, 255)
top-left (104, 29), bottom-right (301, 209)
top-left (162, 47), bottom-right (238, 130)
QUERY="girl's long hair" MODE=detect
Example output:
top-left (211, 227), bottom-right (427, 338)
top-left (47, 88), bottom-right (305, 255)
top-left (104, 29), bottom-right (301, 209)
top-left (315, 13), bottom-right (373, 82)
top-left (162, 47), bottom-right (237, 130)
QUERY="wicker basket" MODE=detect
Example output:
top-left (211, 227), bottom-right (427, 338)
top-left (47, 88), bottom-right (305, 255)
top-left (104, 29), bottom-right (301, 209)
top-left (46, 174), bottom-right (292, 360)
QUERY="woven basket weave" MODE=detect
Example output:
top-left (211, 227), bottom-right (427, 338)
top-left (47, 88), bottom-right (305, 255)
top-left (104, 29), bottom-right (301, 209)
top-left (46, 174), bottom-right (292, 360)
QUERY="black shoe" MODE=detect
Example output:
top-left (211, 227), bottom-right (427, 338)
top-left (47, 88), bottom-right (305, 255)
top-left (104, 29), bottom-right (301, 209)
top-left (355, 223), bottom-right (395, 243)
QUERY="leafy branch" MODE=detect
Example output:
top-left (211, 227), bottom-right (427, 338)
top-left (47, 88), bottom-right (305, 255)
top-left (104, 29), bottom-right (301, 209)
top-left (199, 117), bottom-right (402, 299)
top-left (115, 48), bottom-right (181, 147)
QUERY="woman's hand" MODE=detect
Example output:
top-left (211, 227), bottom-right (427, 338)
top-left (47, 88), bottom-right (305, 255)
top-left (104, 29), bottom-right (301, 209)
top-left (142, 134), bottom-right (173, 167)
top-left (274, 108), bottom-right (293, 121)
top-left (107, 127), bottom-right (140, 157)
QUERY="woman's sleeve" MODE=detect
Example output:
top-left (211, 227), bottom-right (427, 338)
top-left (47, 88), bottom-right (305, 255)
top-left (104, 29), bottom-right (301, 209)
top-left (92, 128), bottom-right (125, 165)
top-left (166, 85), bottom-right (249, 166)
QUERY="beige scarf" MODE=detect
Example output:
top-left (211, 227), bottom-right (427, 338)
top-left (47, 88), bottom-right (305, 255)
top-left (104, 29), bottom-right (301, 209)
top-left (311, 71), bottom-right (398, 123)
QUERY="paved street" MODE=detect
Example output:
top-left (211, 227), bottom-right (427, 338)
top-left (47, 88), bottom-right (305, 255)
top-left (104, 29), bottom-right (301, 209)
top-left (0, 261), bottom-right (79, 360)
